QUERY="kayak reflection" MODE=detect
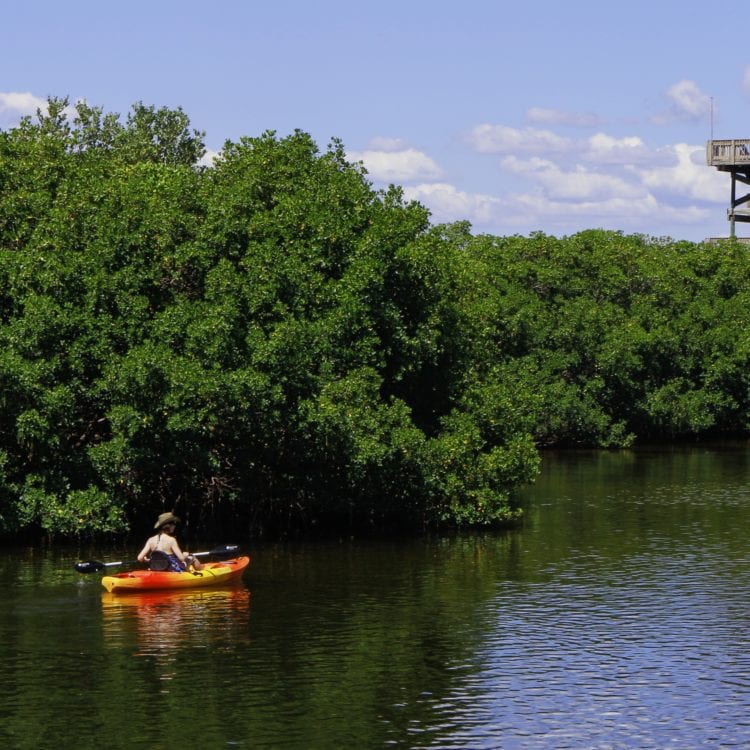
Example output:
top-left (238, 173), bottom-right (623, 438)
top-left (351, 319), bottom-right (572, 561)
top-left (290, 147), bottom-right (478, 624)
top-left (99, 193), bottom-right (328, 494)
top-left (101, 585), bottom-right (252, 656)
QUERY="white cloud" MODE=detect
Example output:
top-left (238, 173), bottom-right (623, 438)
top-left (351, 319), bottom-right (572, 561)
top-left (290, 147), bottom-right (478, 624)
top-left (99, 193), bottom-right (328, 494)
top-left (399, 130), bottom-right (721, 238)
top-left (584, 133), bottom-right (657, 165)
top-left (652, 79), bottom-right (712, 124)
top-left (0, 92), bottom-right (80, 128)
top-left (403, 182), bottom-right (505, 224)
top-left (282, 80), bottom-right (733, 239)
top-left (198, 148), bottom-right (220, 167)
top-left (348, 146), bottom-right (443, 182)
top-left (363, 115), bottom-right (727, 239)
top-left (522, 191), bottom-right (711, 228)
top-left (501, 156), bottom-right (646, 200)
top-left (667, 80), bottom-right (711, 117)
top-left (0, 91), bottom-right (47, 119)
top-left (526, 107), bottom-right (606, 128)
top-left (465, 123), bottom-right (572, 154)
top-left (405, 179), bottom-right (711, 237)
top-left (631, 143), bottom-right (726, 202)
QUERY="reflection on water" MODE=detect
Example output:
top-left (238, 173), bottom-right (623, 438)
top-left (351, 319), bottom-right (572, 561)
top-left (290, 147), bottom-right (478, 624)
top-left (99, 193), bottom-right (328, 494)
top-left (101, 586), bottom-right (252, 658)
top-left (418, 558), bottom-right (750, 748)
top-left (99, 586), bottom-right (252, 706)
top-left (2, 444), bottom-right (750, 748)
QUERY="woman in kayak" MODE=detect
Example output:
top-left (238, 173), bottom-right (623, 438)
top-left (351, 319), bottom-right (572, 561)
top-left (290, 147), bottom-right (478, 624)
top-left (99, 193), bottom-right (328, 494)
top-left (137, 512), bottom-right (203, 572)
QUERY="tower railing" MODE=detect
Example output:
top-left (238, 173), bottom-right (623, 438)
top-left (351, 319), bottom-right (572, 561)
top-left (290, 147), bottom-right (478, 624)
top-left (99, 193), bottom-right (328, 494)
top-left (707, 139), bottom-right (750, 166)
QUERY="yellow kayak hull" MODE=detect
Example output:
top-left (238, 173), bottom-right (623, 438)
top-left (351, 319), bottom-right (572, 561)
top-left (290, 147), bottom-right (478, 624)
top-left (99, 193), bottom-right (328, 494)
top-left (101, 555), bottom-right (250, 593)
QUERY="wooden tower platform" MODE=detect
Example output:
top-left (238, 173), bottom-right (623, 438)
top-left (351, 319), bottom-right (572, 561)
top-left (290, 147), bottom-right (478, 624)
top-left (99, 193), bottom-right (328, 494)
top-left (707, 139), bottom-right (750, 237)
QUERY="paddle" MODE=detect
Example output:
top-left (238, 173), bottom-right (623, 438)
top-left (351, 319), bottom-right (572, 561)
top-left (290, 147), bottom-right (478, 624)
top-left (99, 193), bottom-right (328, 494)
top-left (74, 544), bottom-right (240, 574)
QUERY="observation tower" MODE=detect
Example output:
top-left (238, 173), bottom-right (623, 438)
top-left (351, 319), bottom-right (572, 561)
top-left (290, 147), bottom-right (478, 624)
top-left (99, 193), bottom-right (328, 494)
top-left (706, 139), bottom-right (750, 238)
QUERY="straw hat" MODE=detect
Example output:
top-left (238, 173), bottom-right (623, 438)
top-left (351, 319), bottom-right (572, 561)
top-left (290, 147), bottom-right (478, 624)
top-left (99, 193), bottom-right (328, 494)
top-left (154, 511), bottom-right (180, 529)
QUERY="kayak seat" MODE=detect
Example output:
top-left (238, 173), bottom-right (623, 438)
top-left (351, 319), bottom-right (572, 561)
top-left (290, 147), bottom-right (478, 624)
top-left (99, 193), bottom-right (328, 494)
top-left (148, 551), bottom-right (170, 571)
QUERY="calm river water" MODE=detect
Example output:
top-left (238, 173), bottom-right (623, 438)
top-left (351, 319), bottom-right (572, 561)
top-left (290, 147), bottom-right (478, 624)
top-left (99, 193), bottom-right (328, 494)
top-left (2, 443), bottom-right (750, 749)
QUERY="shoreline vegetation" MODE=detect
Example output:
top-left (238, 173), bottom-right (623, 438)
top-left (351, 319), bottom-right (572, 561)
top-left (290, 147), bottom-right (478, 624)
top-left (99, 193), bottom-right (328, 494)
top-left (1, 98), bottom-right (748, 541)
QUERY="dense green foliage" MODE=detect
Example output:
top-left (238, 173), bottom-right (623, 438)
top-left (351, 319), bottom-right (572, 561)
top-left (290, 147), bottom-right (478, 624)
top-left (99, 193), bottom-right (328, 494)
top-left (0, 98), bottom-right (540, 538)
top-left (1, 98), bottom-right (748, 539)
top-left (458, 229), bottom-right (750, 448)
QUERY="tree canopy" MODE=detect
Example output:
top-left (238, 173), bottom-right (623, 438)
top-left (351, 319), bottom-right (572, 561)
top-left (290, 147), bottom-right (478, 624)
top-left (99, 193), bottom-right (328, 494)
top-left (2, 98), bottom-right (748, 540)
top-left (0, 98), bottom-right (541, 538)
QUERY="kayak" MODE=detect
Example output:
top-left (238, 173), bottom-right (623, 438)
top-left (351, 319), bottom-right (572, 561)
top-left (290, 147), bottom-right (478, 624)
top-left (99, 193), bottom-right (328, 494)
top-left (101, 555), bottom-right (251, 593)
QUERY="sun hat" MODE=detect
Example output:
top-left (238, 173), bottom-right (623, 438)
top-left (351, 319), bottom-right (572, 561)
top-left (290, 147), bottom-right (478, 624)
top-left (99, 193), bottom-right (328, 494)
top-left (154, 511), bottom-right (180, 529)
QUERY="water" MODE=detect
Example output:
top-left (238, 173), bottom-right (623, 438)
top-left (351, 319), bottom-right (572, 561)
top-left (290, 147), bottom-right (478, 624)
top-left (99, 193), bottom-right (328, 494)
top-left (2, 443), bottom-right (750, 748)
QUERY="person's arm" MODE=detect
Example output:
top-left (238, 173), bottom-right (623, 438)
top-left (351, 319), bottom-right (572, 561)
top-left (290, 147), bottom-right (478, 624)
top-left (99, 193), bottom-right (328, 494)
top-left (170, 538), bottom-right (188, 563)
top-left (170, 538), bottom-right (201, 569)
top-left (137, 539), bottom-right (153, 562)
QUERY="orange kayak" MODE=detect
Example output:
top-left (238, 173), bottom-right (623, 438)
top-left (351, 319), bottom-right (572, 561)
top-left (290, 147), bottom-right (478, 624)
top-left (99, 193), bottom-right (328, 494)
top-left (101, 555), bottom-right (251, 593)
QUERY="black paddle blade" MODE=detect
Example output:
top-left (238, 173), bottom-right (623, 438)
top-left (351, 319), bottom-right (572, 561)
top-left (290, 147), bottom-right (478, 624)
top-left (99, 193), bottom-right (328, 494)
top-left (74, 560), bottom-right (105, 574)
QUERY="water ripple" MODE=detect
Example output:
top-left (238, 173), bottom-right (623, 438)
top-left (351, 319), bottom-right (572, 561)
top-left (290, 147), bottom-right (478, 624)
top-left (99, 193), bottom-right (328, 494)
top-left (409, 549), bottom-right (750, 749)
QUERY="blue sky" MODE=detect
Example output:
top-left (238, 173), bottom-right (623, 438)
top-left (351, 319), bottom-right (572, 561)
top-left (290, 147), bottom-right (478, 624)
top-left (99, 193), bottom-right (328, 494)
top-left (2, 0), bottom-right (748, 241)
